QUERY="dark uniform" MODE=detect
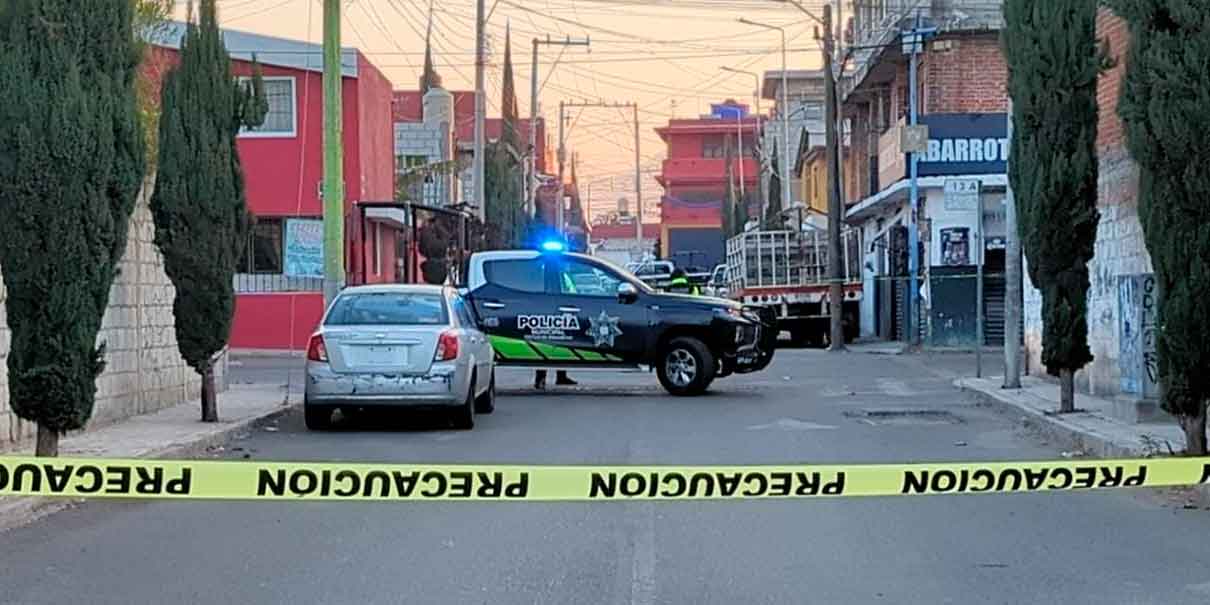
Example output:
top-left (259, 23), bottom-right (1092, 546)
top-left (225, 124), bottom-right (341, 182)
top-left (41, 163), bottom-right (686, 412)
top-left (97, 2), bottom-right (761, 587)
top-left (535, 272), bottom-right (579, 389)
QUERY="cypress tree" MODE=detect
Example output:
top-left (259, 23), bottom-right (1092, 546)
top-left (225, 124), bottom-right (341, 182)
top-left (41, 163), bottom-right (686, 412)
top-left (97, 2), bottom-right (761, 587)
top-left (150, 0), bottom-right (266, 422)
top-left (0, 0), bottom-right (146, 455)
top-left (1003, 0), bottom-right (1104, 412)
top-left (764, 146), bottom-right (784, 229)
top-left (1108, 0), bottom-right (1210, 454)
top-left (722, 135), bottom-right (737, 238)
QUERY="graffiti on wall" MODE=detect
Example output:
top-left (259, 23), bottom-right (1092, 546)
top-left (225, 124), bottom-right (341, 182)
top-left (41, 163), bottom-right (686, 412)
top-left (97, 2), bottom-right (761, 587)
top-left (1141, 276), bottom-right (1158, 396)
top-left (1119, 274), bottom-right (1159, 398)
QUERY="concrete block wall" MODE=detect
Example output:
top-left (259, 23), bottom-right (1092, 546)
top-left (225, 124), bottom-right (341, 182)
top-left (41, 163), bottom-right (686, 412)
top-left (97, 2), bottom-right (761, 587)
top-left (0, 178), bottom-right (226, 448)
top-left (1023, 150), bottom-right (1150, 398)
top-left (1022, 8), bottom-right (1148, 401)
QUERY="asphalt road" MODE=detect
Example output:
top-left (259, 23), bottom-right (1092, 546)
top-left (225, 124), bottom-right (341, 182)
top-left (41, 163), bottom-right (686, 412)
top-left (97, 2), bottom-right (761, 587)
top-left (3, 350), bottom-right (1210, 604)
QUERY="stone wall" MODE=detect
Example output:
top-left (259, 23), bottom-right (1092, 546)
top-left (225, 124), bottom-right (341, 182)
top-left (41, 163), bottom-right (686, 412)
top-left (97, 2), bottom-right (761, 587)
top-left (0, 178), bottom-right (226, 448)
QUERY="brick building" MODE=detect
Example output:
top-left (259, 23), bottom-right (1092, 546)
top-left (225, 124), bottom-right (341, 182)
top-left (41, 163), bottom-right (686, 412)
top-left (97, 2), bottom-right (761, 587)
top-left (841, 1), bottom-right (1008, 345)
top-left (1022, 8), bottom-right (1158, 418)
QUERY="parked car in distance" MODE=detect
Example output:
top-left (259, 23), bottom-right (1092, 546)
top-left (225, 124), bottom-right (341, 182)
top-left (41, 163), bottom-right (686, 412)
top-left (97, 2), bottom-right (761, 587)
top-left (303, 284), bottom-right (495, 430)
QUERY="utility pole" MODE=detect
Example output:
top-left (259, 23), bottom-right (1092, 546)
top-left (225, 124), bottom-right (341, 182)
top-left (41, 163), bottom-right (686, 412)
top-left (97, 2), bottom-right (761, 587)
top-left (321, 0), bottom-right (344, 304)
top-left (473, 0), bottom-right (486, 221)
top-left (530, 36), bottom-right (590, 218)
top-left (1003, 100), bottom-right (1022, 388)
top-left (557, 101), bottom-right (566, 234)
top-left (557, 101), bottom-right (641, 242)
top-left (633, 104), bottom-right (643, 251)
top-left (904, 13), bottom-right (934, 348)
top-left (823, 5), bottom-right (844, 351)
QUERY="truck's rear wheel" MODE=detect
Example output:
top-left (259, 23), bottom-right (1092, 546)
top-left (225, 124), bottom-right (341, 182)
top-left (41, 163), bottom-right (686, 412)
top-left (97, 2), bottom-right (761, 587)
top-left (657, 337), bottom-right (715, 396)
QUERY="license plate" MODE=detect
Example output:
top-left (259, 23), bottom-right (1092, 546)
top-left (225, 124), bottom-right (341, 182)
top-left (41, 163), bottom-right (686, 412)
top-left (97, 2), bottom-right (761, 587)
top-left (364, 346), bottom-right (403, 365)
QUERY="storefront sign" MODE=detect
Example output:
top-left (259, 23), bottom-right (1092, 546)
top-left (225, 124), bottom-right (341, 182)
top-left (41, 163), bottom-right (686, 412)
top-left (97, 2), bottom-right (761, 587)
top-left (917, 114), bottom-right (1008, 177)
top-left (944, 178), bottom-right (981, 211)
top-left (284, 218), bottom-right (324, 278)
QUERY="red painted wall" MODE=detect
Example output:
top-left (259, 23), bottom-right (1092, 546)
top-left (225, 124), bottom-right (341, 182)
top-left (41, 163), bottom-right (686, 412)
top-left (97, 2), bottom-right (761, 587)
top-left (143, 45), bottom-right (398, 350)
top-left (229, 293), bottom-right (325, 350)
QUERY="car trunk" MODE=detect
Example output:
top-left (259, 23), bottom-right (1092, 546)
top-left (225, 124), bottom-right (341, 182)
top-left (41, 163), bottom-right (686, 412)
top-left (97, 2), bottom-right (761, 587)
top-left (322, 326), bottom-right (442, 375)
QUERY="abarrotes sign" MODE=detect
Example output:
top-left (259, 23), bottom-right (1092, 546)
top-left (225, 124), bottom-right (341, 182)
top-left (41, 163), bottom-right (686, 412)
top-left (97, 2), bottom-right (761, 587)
top-left (917, 113), bottom-right (1008, 177)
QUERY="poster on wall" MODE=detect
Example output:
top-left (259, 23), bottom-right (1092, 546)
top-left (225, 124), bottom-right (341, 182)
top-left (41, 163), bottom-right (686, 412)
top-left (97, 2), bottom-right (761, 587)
top-left (940, 227), bottom-right (970, 266)
top-left (284, 218), bottom-right (324, 277)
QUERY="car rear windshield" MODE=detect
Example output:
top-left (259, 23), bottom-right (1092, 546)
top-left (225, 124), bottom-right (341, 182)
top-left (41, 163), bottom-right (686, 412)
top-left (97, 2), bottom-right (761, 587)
top-left (324, 292), bottom-right (449, 326)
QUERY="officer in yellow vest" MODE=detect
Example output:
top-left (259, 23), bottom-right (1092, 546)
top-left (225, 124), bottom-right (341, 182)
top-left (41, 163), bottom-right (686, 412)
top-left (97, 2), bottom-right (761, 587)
top-left (668, 268), bottom-right (701, 295)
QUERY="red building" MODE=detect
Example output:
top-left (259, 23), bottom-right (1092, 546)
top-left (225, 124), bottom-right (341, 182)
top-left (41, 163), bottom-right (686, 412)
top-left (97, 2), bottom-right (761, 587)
top-left (144, 24), bottom-right (396, 350)
top-left (655, 101), bottom-right (760, 269)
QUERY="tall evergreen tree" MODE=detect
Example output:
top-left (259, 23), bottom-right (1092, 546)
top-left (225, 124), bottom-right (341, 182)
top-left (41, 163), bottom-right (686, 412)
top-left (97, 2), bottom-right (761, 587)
top-left (419, 3), bottom-right (440, 94)
top-left (0, 0), bottom-right (146, 456)
top-left (1003, 0), bottom-right (1103, 412)
top-left (721, 136), bottom-right (738, 238)
top-left (483, 21), bottom-right (526, 247)
top-left (764, 146), bottom-right (784, 229)
top-left (500, 21), bottom-right (521, 152)
top-left (1109, 0), bottom-right (1210, 454)
top-left (484, 142), bottom-right (524, 247)
top-left (150, 0), bottom-right (267, 422)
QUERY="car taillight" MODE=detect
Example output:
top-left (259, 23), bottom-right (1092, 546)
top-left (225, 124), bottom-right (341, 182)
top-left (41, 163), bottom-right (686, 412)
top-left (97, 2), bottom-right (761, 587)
top-left (306, 334), bottom-right (328, 362)
top-left (434, 330), bottom-right (459, 361)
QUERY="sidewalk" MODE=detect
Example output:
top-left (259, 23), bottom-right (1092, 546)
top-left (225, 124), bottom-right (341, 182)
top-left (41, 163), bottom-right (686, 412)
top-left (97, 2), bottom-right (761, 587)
top-left (1, 384), bottom-right (297, 532)
top-left (956, 375), bottom-right (1187, 458)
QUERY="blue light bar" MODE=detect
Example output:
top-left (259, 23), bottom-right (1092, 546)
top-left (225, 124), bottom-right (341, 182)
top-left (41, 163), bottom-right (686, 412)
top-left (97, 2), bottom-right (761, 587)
top-left (540, 240), bottom-right (566, 252)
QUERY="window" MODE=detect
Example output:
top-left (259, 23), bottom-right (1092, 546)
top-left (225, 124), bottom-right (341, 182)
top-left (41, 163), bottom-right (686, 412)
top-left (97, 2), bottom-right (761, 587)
top-left (556, 258), bottom-right (624, 297)
top-left (239, 218), bottom-right (284, 274)
top-left (702, 136), bottom-right (726, 159)
top-left (483, 258), bottom-right (545, 293)
top-left (324, 292), bottom-right (448, 326)
top-left (239, 77), bottom-right (296, 137)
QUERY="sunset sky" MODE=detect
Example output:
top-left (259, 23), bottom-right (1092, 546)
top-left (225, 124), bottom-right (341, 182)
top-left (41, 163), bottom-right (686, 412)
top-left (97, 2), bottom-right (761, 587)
top-left (185, 0), bottom-right (834, 220)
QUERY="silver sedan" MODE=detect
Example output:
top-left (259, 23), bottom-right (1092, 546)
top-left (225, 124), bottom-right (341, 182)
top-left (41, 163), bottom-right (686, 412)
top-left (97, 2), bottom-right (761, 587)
top-left (303, 284), bottom-right (495, 430)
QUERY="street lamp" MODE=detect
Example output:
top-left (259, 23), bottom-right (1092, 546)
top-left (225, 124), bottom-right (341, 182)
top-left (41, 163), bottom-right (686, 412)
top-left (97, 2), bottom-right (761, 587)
top-left (738, 18), bottom-right (790, 223)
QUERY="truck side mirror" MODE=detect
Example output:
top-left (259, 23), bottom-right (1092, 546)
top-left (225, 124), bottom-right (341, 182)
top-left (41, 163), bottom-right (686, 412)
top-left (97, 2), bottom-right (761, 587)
top-left (617, 282), bottom-right (639, 304)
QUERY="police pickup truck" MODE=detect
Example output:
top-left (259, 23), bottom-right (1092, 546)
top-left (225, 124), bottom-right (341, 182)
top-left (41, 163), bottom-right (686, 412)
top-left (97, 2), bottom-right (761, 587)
top-left (463, 249), bottom-right (777, 395)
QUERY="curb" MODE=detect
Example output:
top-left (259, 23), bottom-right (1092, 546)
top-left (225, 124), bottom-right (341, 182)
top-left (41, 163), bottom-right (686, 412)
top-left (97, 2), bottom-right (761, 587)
top-left (954, 377), bottom-right (1146, 458)
top-left (0, 402), bottom-right (298, 534)
top-left (955, 378), bottom-right (1210, 508)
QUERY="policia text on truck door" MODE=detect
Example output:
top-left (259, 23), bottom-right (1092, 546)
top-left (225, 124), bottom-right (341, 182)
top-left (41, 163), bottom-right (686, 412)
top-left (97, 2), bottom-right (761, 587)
top-left (464, 250), bottom-right (776, 396)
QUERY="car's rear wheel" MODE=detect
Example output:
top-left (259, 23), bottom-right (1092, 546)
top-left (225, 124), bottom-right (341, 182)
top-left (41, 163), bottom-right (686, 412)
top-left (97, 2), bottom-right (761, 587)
top-left (452, 374), bottom-right (476, 430)
top-left (657, 337), bottom-right (715, 396)
top-left (474, 370), bottom-right (496, 414)
top-left (304, 403), bottom-right (334, 431)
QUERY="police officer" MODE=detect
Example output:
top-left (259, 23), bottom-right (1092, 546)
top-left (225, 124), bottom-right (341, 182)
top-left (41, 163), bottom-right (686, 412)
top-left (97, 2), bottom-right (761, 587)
top-left (535, 262), bottom-right (580, 389)
top-left (668, 268), bottom-right (701, 295)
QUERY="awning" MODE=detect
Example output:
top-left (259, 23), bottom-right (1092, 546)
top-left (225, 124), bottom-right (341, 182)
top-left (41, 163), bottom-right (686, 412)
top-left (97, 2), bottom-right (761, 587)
top-left (845, 174), bottom-right (1008, 224)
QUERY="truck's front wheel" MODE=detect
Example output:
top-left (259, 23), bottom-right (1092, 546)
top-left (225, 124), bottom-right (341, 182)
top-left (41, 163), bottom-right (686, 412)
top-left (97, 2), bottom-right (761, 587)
top-left (657, 337), bottom-right (716, 396)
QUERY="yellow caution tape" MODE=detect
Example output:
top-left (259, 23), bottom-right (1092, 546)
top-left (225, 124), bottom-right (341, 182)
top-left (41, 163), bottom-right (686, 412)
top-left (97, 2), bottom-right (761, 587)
top-left (0, 456), bottom-right (1207, 501)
